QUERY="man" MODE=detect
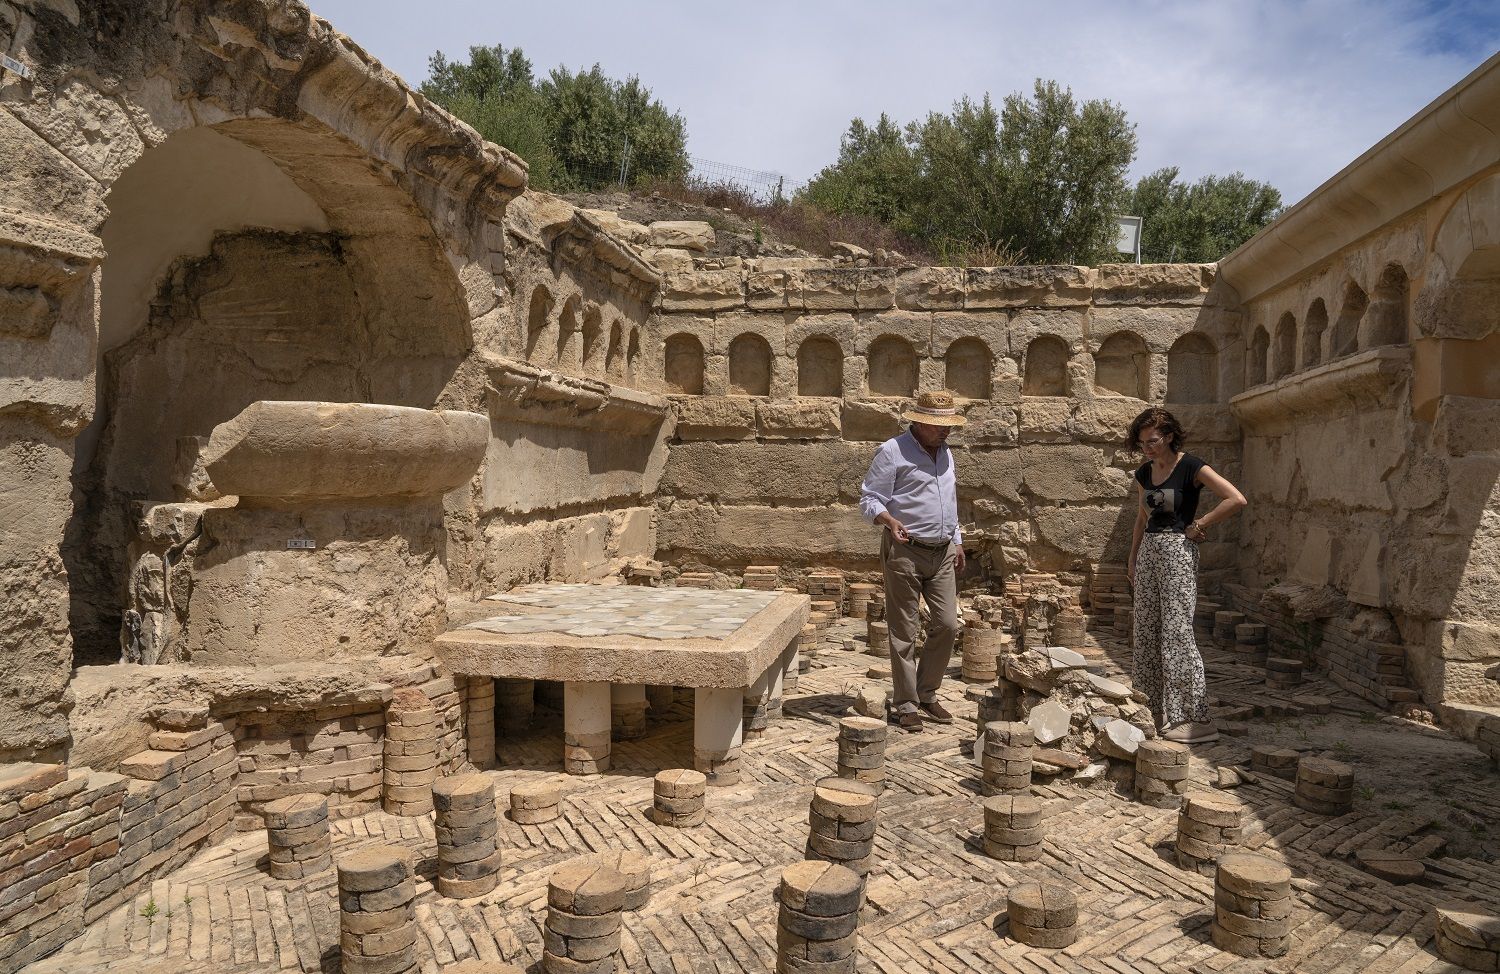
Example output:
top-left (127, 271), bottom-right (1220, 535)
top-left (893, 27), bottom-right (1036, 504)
top-left (858, 389), bottom-right (966, 733)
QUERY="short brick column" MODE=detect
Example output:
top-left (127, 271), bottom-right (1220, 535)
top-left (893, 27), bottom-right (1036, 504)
top-left (1234, 623), bottom-right (1269, 663)
top-left (263, 794), bottom-right (331, 879)
top-left (446, 962), bottom-right (526, 974)
top-left (432, 774), bottom-right (501, 898)
top-left (544, 857), bottom-right (628, 974)
top-left (865, 620), bottom-right (889, 658)
top-left (1435, 905), bottom-right (1500, 971)
top-left (836, 717), bottom-right (887, 789)
top-left (651, 769), bottom-right (706, 827)
top-left (775, 860), bottom-right (862, 974)
top-left (466, 677), bottom-right (496, 770)
top-left (806, 777), bottom-right (879, 879)
top-left (1134, 739), bottom-right (1190, 808)
top-left (645, 684), bottom-right (675, 718)
top-left (1176, 793), bottom-right (1243, 874)
top-left (1006, 883), bottom-right (1078, 948)
top-left (595, 850), bottom-right (652, 911)
top-left (383, 689), bottom-right (438, 817)
top-left (848, 582), bottom-right (879, 619)
top-left (782, 642), bottom-right (801, 693)
top-left (981, 721), bottom-right (1034, 795)
top-left (1250, 744), bottom-right (1300, 780)
top-left (1265, 657), bottom-right (1305, 690)
top-left (743, 666), bottom-right (774, 741)
top-left (961, 626), bottom-right (1005, 683)
top-left (496, 678), bottom-right (535, 737)
top-left (563, 681), bottom-right (611, 775)
top-left (1295, 757), bottom-right (1354, 815)
top-left (982, 795), bottom-right (1044, 862)
top-left (338, 845), bottom-right (418, 974)
top-left (1212, 853), bottom-right (1293, 957)
top-left (510, 781), bottom-right (562, 824)
top-left (693, 686), bottom-right (744, 785)
top-left (1213, 610), bottom-right (1246, 647)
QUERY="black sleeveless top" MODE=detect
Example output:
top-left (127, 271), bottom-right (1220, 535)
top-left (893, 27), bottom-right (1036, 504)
top-left (1135, 453), bottom-right (1206, 534)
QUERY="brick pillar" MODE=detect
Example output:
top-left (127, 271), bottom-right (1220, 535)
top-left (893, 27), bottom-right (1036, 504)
top-left (433, 774), bottom-right (501, 898)
top-left (263, 794), bottom-right (331, 879)
top-left (383, 689), bottom-right (437, 816)
top-left (776, 860), bottom-right (861, 974)
top-left (466, 677), bottom-right (496, 770)
top-left (338, 845), bottom-right (418, 974)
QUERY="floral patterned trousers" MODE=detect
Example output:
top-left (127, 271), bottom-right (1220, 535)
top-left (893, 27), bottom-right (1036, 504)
top-left (1133, 532), bottom-right (1210, 728)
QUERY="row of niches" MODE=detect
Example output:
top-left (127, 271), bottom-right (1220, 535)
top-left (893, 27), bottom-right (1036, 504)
top-left (523, 285), bottom-right (644, 385)
top-left (1246, 263), bottom-right (1409, 387)
top-left (663, 329), bottom-right (1222, 405)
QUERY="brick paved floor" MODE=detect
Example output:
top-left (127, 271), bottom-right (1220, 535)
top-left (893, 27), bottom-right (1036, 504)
top-left (28, 625), bottom-right (1499, 974)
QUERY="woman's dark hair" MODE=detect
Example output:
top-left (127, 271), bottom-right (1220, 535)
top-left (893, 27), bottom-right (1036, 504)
top-left (1128, 407), bottom-right (1187, 452)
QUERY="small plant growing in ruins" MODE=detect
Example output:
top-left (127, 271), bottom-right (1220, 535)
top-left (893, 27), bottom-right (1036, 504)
top-left (1383, 800), bottom-right (1410, 811)
top-left (182, 893), bottom-right (192, 908)
top-left (1333, 739), bottom-right (1350, 754)
top-left (140, 898), bottom-right (159, 922)
top-left (753, 220), bottom-right (764, 246)
top-left (1358, 785), bottom-right (1375, 801)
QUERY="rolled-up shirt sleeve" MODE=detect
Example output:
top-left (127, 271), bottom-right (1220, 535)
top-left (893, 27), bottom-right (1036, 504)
top-left (859, 443), bottom-right (895, 524)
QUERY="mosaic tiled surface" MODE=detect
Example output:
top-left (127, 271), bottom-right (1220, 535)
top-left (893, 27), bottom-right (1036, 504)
top-left (466, 584), bottom-right (779, 640)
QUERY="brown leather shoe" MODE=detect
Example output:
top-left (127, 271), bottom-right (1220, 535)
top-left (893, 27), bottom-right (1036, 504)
top-left (918, 701), bottom-right (955, 724)
top-left (890, 710), bottom-right (924, 733)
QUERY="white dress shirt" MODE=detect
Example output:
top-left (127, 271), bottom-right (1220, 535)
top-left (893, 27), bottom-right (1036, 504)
top-left (859, 430), bottom-right (962, 545)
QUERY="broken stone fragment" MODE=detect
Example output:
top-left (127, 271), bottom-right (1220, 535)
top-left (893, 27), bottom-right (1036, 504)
top-left (1028, 699), bottom-right (1072, 745)
top-left (648, 220), bottom-right (715, 252)
top-left (1041, 646), bottom-right (1088, 670)
top-left (1087, 673), bottom-right (1131, 700)
top-left (1004, 651), bottom-right (1057, 693)
top-left (853, 685), bottom-right (890, 719)
top-left (1097, 718), bottom-right (1144, 759)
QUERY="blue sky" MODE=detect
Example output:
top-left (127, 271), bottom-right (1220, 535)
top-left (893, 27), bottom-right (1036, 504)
top-left (308, 1), bottom-right (1500, 206)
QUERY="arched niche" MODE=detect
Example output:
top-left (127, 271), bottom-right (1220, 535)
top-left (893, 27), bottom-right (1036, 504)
top-left (526, 286), bottom-right (554, 364)
top-left (605, 321), bottom-right (625, 382)
top-left (581, 305), bottom-right (604, 375)
top-left (76, 119), bottom-right (475, 665)
top-left (1023, 335), bottom-right (1070, 396)
top-left (1302, 299), bottom-right (1328, 368)
top-left (1248, 326), bottom-right (1270, 386)
top-left (728, 332), bottom-right (773, 396)
top-left (556, 294), bottom-right (581, 371)
top-left (1094, 331), bottom-right (1149, 398)
top-left (1361, 263), bottom-right (1409, 349)
top-left (1332, 281), bottom-right (1368, 359)
top-left (867, 335), bottom-right (918, 397)
top-left (1166, 333), bottom-right (1217, 404)
top-left (944, 337), bottom-right (992, 399)
top-left (1272, 312), bottom-right (1297, 380)
top-left (664, 333), bottom-right (705, 394)
top-left (626, 327), bottom-right (641, 386)
top-left (796, 335), bottom-right (843, 396)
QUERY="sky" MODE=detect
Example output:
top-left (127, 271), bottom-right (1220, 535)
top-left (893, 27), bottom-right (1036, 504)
top-left (307, 0), bottom-right (1500, 207)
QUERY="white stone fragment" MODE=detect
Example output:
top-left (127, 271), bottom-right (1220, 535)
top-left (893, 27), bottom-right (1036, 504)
top-left (1097, 718), bottom-right (1145, 759)
top-left (1028, 699), bottom-right (1072, 745)
top-left (1042, 646), bottom-right (1088, 670)
top-left (1087, 673), bottom-right (1131, 700)
top-left (854, 684), bottom-right (890, 719)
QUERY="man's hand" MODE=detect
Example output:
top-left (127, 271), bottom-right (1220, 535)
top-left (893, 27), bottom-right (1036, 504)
top-left (877, 513), bottom-right (910, 543)
top-left (955, 547), bottom-right (967, 573)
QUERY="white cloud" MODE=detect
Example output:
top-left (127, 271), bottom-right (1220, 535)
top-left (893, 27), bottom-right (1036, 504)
top-left (307, 0), bottom-right (1499, 205)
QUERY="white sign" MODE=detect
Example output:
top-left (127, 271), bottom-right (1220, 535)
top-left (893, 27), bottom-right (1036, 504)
top-left (286, 539), bottom-right (316, 550)
top-left (0, 54), bottom-right (32, 80)
top-left (1115, 215), bottom-right (1142, 262)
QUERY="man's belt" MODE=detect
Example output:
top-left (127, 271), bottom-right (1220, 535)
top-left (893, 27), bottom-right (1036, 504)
top-left (902, 535), bottom-right (951, 551)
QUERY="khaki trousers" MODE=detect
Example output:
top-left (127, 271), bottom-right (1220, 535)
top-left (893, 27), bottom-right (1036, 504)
top-left (881, 533), bottom-right (959, 713)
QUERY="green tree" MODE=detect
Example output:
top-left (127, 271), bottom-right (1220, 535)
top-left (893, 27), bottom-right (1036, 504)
top-left (541, 65), bottom-right (689, 191)
top-left (799, 80), bottom-right (1136, 265)
top-left (421, 46), bottom-right (688, 192)
top-left (800, 114), bottom-right (919, 229)
top-left (1128, 167), bottom-right (1282, 262)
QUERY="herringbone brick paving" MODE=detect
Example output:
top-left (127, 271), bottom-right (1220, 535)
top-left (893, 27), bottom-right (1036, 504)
top-left (26, 625), bottom-right (1499, 974)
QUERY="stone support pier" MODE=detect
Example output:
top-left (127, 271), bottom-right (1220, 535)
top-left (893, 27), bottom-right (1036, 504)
top-left (743, 665), bottom-right (773, 741)
top-left (466, 677), bottom-right (496, 770)
top-left (694, 686), bottom-right (744, 785)
top-left (646, 685), bottom-right (675, 717)
top-left (564, 682), bottom-right (612, 775)
top-left (611, 684), bottom-right (648, 740)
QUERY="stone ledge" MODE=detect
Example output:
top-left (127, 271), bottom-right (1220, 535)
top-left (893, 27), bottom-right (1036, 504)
top-left (1230, 346), bottom-right (1412, 431)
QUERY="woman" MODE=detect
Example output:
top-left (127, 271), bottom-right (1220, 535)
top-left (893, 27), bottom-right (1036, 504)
top-left (1126, 407), bottom-right (1246, 744)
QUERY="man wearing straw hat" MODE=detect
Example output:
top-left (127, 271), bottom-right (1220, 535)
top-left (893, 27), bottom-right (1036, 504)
top-left (858, 390), bottom-right (967, 733)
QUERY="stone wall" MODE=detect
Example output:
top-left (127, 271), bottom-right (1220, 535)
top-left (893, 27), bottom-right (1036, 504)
top-left (1218, 77), bottom-right (1500, 731)
top-left (646, 262), bottom-right (1243, 582)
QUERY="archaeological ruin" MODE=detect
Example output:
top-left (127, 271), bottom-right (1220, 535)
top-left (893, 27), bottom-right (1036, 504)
top-left (1, 3), bottom-right (1498, 972)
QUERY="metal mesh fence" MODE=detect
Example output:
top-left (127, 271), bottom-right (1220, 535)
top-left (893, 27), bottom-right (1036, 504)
top-left (557, 153), bottom-right (801, 203)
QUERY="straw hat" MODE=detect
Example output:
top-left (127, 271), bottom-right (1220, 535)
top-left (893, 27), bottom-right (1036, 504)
top-left (900, 389), bottom-right (967, 427)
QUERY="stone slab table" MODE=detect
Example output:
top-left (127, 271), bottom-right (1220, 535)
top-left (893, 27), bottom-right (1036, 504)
top-left (435, 584), bottom-right (809, 784)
